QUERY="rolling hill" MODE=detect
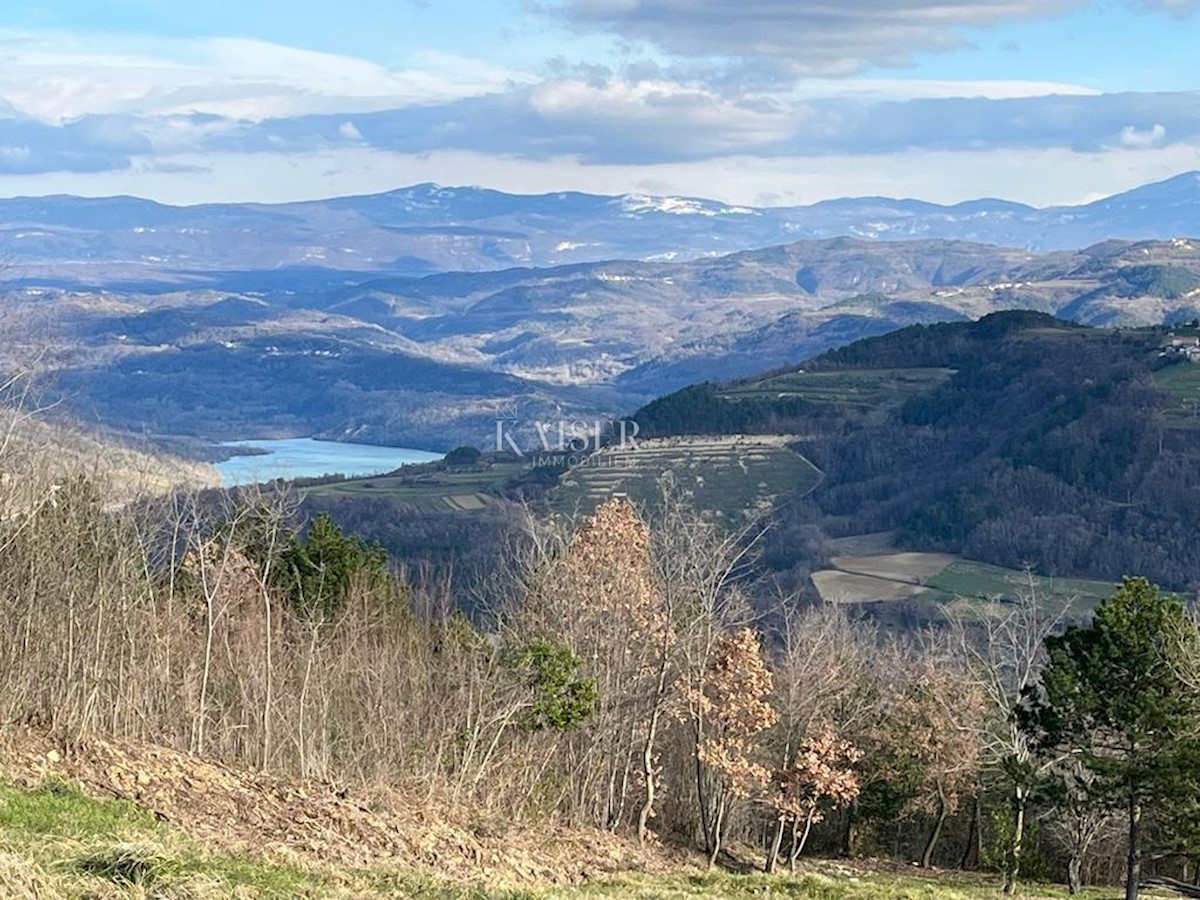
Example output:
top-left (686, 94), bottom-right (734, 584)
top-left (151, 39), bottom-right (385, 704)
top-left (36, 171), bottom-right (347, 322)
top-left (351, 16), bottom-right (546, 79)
top-left (4, 172), bottom-right (1200, 289)
top-left (630, 311), bottom-right (1200, 593)
top-left (14, 235), bottom-right (1200, 449)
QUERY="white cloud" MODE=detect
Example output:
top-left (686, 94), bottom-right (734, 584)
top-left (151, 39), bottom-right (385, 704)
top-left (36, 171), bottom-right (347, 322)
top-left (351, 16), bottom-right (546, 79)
top-left (1118, 123), bottom-right (1168, 149)
top-left (1138, 0), bottom-right (1198, 14)
top-left (783, 78), bottom-right (1100, 101)
top-left (529, 78), bottom-right (797, 152)
top-left (0, 30), bottom-right (535, 123)
top-left (338, 121), bottom-right (364, 141)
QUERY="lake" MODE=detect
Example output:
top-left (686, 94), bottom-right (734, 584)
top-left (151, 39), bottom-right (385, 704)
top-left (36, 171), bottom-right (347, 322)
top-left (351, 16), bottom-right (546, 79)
top-left (216, 438), bottom-right (443, 486)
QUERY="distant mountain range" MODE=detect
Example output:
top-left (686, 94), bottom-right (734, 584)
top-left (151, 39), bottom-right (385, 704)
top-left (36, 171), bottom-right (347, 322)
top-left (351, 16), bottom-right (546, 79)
top-left (6, 172), bottom-right (1200, 288)
top-left (14, 235), bottom-right (1200, 449)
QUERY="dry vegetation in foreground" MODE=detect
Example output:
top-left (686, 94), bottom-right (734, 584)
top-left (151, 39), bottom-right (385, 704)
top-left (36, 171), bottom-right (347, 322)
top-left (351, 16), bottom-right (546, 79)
top-left (0, 726), bottom-right (675, 890)
top-left (0, 374), bottom-right (1187, 900)
top-left (0, 734), bottom-right (1136, 900)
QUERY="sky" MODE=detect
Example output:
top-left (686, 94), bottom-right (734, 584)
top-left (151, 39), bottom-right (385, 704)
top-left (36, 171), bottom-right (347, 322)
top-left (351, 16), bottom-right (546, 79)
top-left (0, 0), bottom-right (1197, 207)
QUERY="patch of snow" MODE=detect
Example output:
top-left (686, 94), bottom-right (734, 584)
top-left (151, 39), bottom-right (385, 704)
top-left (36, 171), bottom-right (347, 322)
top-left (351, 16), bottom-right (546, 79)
top-left (619, 194), bottom-right (754, 217)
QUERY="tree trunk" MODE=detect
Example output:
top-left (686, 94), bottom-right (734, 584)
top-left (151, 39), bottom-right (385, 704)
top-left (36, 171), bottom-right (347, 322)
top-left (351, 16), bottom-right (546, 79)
top-left (766, 818), bottom-right (785, 873)
top-left (842, 798), bottom-right (859, 857)
top-left (1004, 786), bottom-right (1027, 894)
top-left (694, 718), bottom-right (714, 855)
top-left (1068, 854), bottom-right (1083, 895)
top-left (790, 808), bottom-right (817, 870)
top-left (921, 784), bottom-right (948, 869)
top-left (960, 795), bottom-right (983, 870)
top-left (708, 793), bottom-right (728, 868)
top-left (637, 651), bottom-right (670, 845)
top-left (636, 714), bottom-right (657, 843)
top-left (1125, 798), bottom-right (1141, 900)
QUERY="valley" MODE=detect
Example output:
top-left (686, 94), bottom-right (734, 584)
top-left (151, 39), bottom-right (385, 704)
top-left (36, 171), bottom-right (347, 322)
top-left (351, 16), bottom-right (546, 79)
top-left (13, 234), bottom-right (1200, 450)
top-left (247, 312), bottom-right (1200, 623)
top-left (7, 8), bottom-right (1200, 899)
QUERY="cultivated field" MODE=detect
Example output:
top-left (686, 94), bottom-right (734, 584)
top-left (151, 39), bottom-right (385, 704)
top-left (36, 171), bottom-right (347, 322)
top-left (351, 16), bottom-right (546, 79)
top-left (831, 551), bottom-right (958, 584)
top-left (554, 436), bottom-right (823, 519)
top-left (300, 461), bottom-right (527, 513)
top-left (810, 570), bottom-right (930, 605)
top-left (812, 541), bottom-right (1115, 619)
top-left (927, 559), bottom-right (1115, 612)
top-left (1155, 361), bottom-right (1200, 424)
top-left (723, 367), bottom-right (954, 408)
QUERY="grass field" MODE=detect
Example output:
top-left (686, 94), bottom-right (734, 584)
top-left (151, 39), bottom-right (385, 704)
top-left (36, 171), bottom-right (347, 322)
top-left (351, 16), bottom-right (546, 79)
top-left (301, 461), bottom-right (527, 513)
top-left (539, 868), bottom-right (1121, 900)
top-left (553, 436), bottom-right (823, 520)
top-left (0, 775), bottom-right (1129, 900)
top-left (812, 546), bottom-right (1114, 621)
top-left (1154, 362), bottom-right (1200, 423)
top-left (926, 560), bottom-right (1115, 610)
top-left (723, 368), bottom-right (954, 408)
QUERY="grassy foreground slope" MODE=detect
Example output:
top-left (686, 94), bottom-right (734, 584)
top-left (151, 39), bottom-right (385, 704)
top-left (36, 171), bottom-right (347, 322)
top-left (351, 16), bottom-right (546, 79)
top-left (0, 725), bottom-right (699, 899)
top-left (0, 768), bottom-right (1121, 900)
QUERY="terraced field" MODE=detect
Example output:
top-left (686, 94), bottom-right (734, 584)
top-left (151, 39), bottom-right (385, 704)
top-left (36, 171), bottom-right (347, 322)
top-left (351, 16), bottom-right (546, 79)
top-left (723, 367), bottom-right (954, 407)
top-left (300, 461), bottom-right (527, 513)
top-left (554, 436), bottom-right (822, 519)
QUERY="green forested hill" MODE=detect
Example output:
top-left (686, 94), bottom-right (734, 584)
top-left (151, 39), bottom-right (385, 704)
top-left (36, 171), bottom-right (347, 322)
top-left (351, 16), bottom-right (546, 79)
top-left (632, 312), bottom-right (1200, 591)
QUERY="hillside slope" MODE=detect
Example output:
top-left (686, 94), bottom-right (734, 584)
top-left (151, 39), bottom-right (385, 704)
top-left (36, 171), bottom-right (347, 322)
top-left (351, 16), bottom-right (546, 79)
top-left (633, 312), bottom-right (1200, 591)
top-left (0, 729), bottom-right (1130, 898)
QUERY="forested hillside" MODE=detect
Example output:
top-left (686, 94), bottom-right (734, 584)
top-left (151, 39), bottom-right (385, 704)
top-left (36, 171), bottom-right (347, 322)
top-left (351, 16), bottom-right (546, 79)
top-left (635, 312), bottom-right (1200, 591)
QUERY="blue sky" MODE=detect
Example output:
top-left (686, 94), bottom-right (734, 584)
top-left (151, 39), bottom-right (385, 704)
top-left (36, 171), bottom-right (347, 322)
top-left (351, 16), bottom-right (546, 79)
top-left (0, 0), bottom-right (1196, 206)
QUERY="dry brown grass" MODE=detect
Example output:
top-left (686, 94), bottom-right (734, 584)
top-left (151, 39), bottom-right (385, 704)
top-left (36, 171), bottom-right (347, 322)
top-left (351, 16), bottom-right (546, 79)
top-left (0, 727), bottom-right (682, 888)
top-left (0, 851), bottom-right (61, 900)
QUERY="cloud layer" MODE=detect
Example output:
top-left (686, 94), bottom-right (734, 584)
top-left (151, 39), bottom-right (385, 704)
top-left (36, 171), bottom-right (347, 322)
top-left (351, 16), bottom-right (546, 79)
top-left (541, 0), bottom-right (1194, 78)
top-left (16, 84), bottom-right (1194, 176)
top-left (0, 6), bottom-right (1196, 206)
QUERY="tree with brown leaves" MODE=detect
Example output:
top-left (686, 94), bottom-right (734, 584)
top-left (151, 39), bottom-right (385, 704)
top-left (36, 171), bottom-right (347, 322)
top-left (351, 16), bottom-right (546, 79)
top-left (889, 653), bottom-right (986, 868)
top-left (517, 497), bottom-right (675, 835)
top-left (769, 723), bottom-right (861, 871)
top-left (688, 626), bottom-right (778, 866)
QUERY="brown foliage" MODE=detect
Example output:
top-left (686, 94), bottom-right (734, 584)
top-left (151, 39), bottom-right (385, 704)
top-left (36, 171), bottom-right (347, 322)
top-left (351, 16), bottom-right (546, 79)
top-left (771, 724), bottom-right (861, 824)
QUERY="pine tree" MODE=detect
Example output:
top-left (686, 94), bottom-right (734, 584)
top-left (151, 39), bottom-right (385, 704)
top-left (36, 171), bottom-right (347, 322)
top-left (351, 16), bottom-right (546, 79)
top-left (1021, 577), bottom-right (1200, 900)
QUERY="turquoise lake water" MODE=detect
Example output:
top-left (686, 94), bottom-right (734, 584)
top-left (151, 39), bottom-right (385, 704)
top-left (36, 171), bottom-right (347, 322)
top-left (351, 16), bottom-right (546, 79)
top-left (216, 438), bottom-right (442, 486)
